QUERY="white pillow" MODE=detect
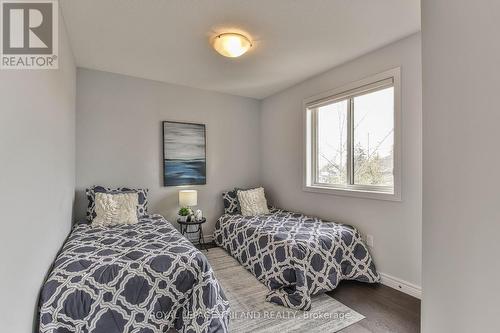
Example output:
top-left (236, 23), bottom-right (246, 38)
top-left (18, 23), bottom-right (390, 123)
top-left (91, 192), bottom-right (139, 227)
top-left (237, 187), bottom-right (269, 216)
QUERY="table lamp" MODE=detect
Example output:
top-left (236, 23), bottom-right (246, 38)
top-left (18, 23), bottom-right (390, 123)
top-left (179, 190), bottom-right (197, 208)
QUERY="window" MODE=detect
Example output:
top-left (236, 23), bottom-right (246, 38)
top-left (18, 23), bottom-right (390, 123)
top-left (304, 68), bottom-right (401, 200)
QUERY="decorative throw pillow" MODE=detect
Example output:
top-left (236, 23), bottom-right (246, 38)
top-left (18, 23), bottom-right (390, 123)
top-left (86, 186), bottom-right (149, 221)
top-left (233, 187), bottom-right (251, 214)
top-left (237, 187), bottom-right (270, 216)
top-left (222, 190), bottom-right (240, 214)
top-left (91, 192), bottom-right (139, 227)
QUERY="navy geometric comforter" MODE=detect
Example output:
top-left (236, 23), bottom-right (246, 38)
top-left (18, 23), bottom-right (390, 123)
top-left (38, 215), bottom-right (230, 333)
top-left (214, 209), bottom-right (380, 311)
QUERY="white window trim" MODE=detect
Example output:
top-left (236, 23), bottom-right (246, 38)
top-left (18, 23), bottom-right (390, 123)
top-left (302, 68), bottom-right (402, 201)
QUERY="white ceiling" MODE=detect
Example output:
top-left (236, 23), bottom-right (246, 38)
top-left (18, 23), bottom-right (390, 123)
top-left (60, 0), bottom-right (420, 99)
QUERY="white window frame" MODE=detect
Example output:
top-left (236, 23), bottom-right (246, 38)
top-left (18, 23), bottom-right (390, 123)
top-left (303, 68), bottom-right (401, 201)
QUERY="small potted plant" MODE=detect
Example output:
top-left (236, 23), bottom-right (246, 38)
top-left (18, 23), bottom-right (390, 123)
top-left (178, 207), bottom-right (193, 222)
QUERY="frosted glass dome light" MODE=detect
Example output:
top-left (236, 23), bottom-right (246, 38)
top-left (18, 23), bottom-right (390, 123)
top-left (212, 33), bottom-right (252, 58)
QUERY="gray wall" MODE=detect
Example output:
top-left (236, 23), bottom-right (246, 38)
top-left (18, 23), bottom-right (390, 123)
top-left (75, 69), bottom-right (261, 235)
top-left (0, 13), bottom-right (76, 332)
top-left (422, 1), bottom-right (500, 331)
top-left (260, 33), bottom-right (422, 287)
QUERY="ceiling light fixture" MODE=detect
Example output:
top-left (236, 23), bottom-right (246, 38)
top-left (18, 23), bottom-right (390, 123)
top-left (212, 33), bottom-right (252, 58)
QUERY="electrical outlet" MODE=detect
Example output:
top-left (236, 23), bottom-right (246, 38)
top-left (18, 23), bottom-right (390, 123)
top-left (366, 234), bottom-right (374, 247)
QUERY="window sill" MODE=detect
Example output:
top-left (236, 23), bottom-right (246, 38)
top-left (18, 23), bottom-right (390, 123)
top-left (302, 184), bottom-right (402, 202)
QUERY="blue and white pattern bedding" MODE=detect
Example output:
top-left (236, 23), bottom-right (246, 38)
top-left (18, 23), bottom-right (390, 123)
top-left (214, 209), bottom-right (380, 311)
top-left (222, 190), bottom-right (240, 215)
top-left (38, 215), bottom-right (230, 333)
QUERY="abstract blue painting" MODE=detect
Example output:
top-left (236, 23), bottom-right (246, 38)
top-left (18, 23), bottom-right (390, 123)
top-left (163, 121), bottom-right (206, 186)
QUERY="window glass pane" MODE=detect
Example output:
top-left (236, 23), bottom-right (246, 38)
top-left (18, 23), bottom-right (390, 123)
top-left (353, 87), bottom-right (394, 187)
top-left (316, 100), bottom-right (348, 185)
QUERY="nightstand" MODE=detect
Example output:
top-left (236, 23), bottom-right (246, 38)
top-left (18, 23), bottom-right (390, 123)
top-left (177, 217), bottom-right (207, 251)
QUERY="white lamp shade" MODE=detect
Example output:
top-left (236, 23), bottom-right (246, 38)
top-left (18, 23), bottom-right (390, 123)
top-left (179, 190), bottom-right (197, 207)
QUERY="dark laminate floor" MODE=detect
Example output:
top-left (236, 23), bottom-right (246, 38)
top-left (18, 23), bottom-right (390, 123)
top-left (328, 281), bottom-right (420, 333)
top-left (199, 243), bottom-right (421, 333)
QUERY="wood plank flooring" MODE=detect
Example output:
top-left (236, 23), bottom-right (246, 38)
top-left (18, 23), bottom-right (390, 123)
top-left (328, 280), bottom-right (420, 332)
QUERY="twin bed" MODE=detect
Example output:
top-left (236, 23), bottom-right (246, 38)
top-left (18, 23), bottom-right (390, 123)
top-left (38, 215), bottom-right (229, 333)
top-left (38, 186), bottom-right (379, 332)
top-left (214, 208), bottom-right (379, 311)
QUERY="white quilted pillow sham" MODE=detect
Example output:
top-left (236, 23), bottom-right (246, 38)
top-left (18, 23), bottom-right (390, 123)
top-left (237, 187), bottom-right (269, 216)
top-left (91, 192), bottom-right (139, 227)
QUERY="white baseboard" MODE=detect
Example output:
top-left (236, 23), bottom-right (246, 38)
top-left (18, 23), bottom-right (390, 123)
top-left (379, 272), bottom-right (421, 299)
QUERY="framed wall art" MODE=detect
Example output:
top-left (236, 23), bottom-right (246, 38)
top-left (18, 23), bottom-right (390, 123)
top-left (162, 121), bottom-right (206, 186)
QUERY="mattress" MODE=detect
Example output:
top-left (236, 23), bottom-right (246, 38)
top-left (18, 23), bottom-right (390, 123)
top-left (214, 208), bottom-right (380, 311)
top-left (38, 215), bottom-right (230, 333)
